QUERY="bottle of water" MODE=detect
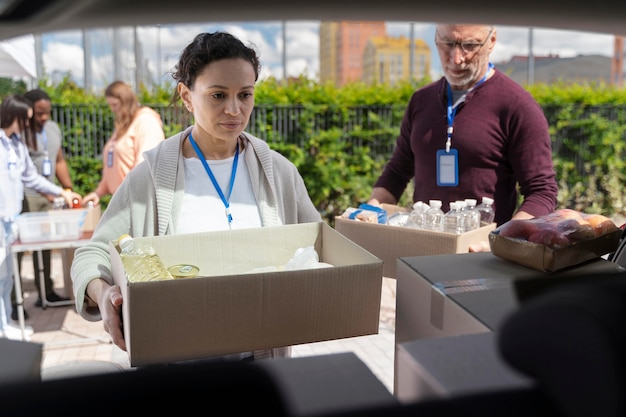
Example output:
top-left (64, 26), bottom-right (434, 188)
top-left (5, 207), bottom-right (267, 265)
top-left (476, 196), bottom-right (495, 226)
top-left (423, 199), bottom-right (444, 231)
top-left (463, 198), bottom-right (481, 231)
top-left (118, 234), bottom-right (173, 282)
top-left (405, 201), bottom-right (429, 229)
top-left (455, 199), bottom-right (467, 221)
top-left (441, 201), bottom-right (465, 234)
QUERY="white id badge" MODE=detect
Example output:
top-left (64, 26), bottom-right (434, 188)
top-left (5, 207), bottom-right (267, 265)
top-left (436, 148), bottom-right (458, 186)
top-left (42, 157), bottom-right (52, 176)
top-left (8, 161), bottom-right (18, 179)
top-left (107, 148), bottom-right (114, 167)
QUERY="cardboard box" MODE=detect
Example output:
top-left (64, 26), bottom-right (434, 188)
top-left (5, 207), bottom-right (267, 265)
top-left (257, 352), bottom-right (398, 415)
top-left (335, 204), bottom-right (496, 278)
top-left (0, 338), bottom-right (42, 385)
top-left (489, 229), bottom-right (622, 272)
top-left (395, 333), bottom-right (531, 403)
top-left (395, 252), bottom-right (625, 346)
top-left (16, 209), bottom-right (88, 243)
top-left (394, 252), bottom-right (623, 392)
top-left (110, 222), bottom-right (383, 367)
top-left (82, 204), bottom-right (102, 232)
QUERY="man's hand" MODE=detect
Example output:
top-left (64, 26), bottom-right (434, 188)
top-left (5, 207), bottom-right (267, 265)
top-left (469, 240), bottom-right (491, 252)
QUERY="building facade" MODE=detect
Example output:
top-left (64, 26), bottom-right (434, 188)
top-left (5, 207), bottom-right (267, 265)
top-left (319, 21), bottom-right (387, 86)
top-left (362, 35), bottom-right (431, 85)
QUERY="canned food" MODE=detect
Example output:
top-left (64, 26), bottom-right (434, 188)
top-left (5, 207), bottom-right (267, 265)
top-left (167, 264), bottom-right (200, 279)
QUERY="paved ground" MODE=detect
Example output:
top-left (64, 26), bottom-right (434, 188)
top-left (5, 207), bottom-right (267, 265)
top-left (15, 251), bottom-right (397, 393)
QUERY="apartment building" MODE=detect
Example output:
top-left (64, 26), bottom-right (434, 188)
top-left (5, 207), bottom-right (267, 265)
top-left (362, 35), bottom-right (431, 85)
top-left (319, 21), bottom-right (387, 86)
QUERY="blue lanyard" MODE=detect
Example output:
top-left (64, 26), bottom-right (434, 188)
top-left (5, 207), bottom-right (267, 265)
top-left (41, 129), bottom-right (48, 150)
top-left (445, 62), bottom-right (494, 152)
top-left (188, 133), bottom-right (239, 226)
top-left (1, 132), bottom-right (19, 179)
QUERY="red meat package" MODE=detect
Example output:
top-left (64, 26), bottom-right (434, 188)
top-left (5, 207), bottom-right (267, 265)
top-left (489, 209), bottom-right (622, 272)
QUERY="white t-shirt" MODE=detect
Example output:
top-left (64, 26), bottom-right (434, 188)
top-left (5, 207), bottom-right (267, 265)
top-left (177, 149), bottom-right (262, 234)
top-left (178, 149), bottom-right (261, 360)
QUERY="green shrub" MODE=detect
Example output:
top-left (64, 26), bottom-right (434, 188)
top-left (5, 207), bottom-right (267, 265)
top-left (40, 76), bottom-right (626, 220)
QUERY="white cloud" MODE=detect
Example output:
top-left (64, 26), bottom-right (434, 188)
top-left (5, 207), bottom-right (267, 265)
top-left (35, 21), bottom-right (618, 91)
top-left (43, 39), bottom-right (83, 78)
top-left (492, 26), bottom-right (613, 64)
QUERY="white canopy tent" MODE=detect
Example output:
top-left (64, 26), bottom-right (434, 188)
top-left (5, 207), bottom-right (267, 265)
top-left (0, 34), bottom-right (36, 79)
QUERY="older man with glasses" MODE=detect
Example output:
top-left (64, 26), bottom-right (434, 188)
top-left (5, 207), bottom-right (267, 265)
top-left (367, 24), bottom-right (558, 251)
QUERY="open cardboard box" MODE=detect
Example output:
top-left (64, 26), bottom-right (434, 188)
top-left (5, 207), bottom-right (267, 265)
top-left (82, 204), bottom-right (101, 232)
top-left (489, 228), bottom-right (622, 272)
top-left (335, 204), bottom-right (496, 278)
top-left (110, 222), bottom-right (383, 367)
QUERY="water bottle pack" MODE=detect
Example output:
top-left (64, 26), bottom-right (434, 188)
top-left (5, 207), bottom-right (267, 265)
top-left (387, 196), bottom-right (494, 234)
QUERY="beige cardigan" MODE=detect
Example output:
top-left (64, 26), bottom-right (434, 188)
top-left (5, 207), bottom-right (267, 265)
top-left (71, 126), bottom-right (322, 360)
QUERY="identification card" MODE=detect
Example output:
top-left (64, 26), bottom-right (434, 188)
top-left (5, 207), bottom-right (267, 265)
top-left (107, 148), bottom-right (114, 167)
top-left (42, 157), bottom-right (52, 176)
top-left (436, 148), bottom-right (458, 187)
top-left (8, 161), bottom-right (17, 179)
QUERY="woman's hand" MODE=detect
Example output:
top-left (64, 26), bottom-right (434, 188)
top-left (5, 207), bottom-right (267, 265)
top-left (59, 189), bottom-right (83, 208)
top-left (82, 191), bottom-right (100, 207)
top-left (88, 279), bottom-right (127, 351)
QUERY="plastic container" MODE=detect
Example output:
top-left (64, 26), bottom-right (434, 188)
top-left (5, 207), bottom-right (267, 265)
top-left (423, 200), bottom-right (444, 231)
top-left (405, 201), bottom-right (429, 229)
top-left (118, 234), bottom-right (173, 282)
top-left (476, 196), bottom-right (495, 225)
top-left (463, 198), bottom-right (481, 231)
top-left (441, 201), bottom-right (465, 234)
top-left (17, 209), bottom-right (88, 243)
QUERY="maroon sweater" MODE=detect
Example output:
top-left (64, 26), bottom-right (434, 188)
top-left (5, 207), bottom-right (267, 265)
top-left (374, 69), bottom-right (558, 225)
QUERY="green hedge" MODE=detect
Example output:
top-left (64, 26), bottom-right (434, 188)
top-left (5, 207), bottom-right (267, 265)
top-left (18, 76), bottom-right (626, 223)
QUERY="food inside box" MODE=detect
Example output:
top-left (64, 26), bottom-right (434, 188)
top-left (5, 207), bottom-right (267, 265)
top-left (489, 209), bottom-right (622, 272)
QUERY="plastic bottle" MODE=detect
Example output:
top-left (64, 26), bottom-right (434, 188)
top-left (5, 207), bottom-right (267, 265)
top-left (476, 196), bottom-right (495, 225)
top-left (118, 234), bottom-right (173, 282)
top-left (423, 199), bottom-right (444, 231)
top-left (52, 196), bottom-right (68, 210)
top-left (405, 201), bottom-right (429, 229)
top-left (441, 201), bottom-right (465, 234)
top-left (463, 198), bottom-right (481, 231)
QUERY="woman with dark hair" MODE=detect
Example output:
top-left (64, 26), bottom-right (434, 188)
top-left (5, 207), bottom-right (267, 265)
top-left (0, 94), bottom-right (81, 340)
top-left (71, 32), bottom-right (321, 360)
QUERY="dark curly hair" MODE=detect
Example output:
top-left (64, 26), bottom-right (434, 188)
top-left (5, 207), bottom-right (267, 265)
top-left (171, 32), bottom-right (261, 105)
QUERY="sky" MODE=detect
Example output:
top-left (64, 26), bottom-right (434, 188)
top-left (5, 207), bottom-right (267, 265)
top-left (30, 21), bottom-right (618, 91)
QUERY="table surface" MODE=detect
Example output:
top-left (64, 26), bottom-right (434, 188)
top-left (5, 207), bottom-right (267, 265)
top-left (11, 231), bottom-right (94, 338)
top-left (11, 231), bottom-right (93, 252)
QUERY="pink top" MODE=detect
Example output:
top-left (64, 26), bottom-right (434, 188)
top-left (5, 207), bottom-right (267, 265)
top-left (95, 107), bottom-right (165, 196)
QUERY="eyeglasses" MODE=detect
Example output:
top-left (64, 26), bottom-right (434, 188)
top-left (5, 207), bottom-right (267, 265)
top-left (435, 28), bottom-right (493, 55)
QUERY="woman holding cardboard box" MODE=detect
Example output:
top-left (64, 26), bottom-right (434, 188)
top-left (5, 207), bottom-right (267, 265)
top-left (71, 32), bottom-right (321, 359)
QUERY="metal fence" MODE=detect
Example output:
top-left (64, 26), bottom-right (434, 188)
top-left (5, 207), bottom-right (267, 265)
top-left (53, 103), bottom-right (626, 165)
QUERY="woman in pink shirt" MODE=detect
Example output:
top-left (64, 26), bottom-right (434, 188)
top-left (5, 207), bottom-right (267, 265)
top-left (83, 81), bottom-right (165, 206)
